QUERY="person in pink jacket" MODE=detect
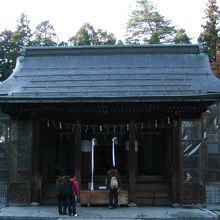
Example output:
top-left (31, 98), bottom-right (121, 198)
top-left (69, 174), bottom-right (80, 216)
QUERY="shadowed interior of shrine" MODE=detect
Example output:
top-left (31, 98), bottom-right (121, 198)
top-left (2, 101), bottom-right (216, 206)
top-left (8, 103), bottom-right (217, 206)
top-left (37, 116), bottom-right (172, 205)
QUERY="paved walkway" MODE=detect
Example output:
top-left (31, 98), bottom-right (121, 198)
top-left (0, 205), bottom-right (219, 219)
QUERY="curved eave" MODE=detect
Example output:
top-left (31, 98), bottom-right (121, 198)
top-left (0, 94), bottom-right (219, 104)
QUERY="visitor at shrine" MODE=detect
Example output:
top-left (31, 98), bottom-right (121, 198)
top-left (70, 173), bottom-right (80, 217)
top-left (107, 166), bottom-right (121, 209)
top-left (55, 173), bottom-right (67, 215)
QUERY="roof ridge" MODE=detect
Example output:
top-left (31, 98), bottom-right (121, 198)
top-left (20, 44), bottom-right (201, 57)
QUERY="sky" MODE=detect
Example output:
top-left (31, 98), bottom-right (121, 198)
top-left (0, 0), bottom-right (219, 44)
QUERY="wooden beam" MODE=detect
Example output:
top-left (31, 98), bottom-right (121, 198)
top-left (74, 121), bottom-right (82, 185)
top-left (31, 118), bottom-right (40, 202)
top-left (217, 102), bottom-right (220, 187)
top-left (171, 122), bottom-right (176, 203)
top-left (128, 120), bottom-right (136, 203)
top-left (172, 115), bottom-right (181, 204)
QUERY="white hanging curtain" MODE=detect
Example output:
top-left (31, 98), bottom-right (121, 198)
top-left (112, 137), bottom-right (117, 167)
top-left (81, 140), bottom-right (92, 152)
top-left (91, 138), bottom-right (96, 191)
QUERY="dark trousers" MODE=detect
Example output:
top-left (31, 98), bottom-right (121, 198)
top-left (57, 195), bottom-right (67, 214)
top-left (65, 195), bottom-right (76, 215)
top-left (109, 189), bottom-right (118, 208)
top-left (70, 195), bottom-right (77, 215)
top-left (66, 195), bottom-right (72, 215)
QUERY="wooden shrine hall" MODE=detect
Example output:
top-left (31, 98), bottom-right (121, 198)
top-left (0, 44), bottom-right (220, 206)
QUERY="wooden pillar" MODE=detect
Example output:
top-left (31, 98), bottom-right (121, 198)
top-left (31, 119), bottom-right (40, 202)
top-left (201, 111), bottom-right (206, 203)
top-left (172, 113), bottom-right (181, 204)
top-left (128, 120), bottom-right (136, 203)
top-left (217, 102), bottom-right (220, 174)
top-left (74, 121), bottom-right (82, 185)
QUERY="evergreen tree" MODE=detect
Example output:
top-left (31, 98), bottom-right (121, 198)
top-left (198, 0), bottom-right (220, 62)
top-left (69, 23), bottom-right (116, 46)
top-left (0, 13), bottom-right (32, 81)
top-left (125, 0), bottom-right (175, 44)
top-left (11, 13), bottom-right (32, 49)
top-left (32, 20), bottom-right (58, 46)
top-left (149, 32), bottom-right (160, 44)
top-left (0, 30), bottom-right (15, 81)
top-left (69, 23), bottom-right (95, 46)
top-left (174, 28), bottom-right (191, 44)
top-left (93, 28), bottom-right (116, 45)
top-left (57, 41), bottom-right (68, 46)
top-left (117, 40), bottom-right (124, 45)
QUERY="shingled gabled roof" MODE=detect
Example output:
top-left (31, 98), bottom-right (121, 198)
top-left (0, 44), bottom-right (220, 103)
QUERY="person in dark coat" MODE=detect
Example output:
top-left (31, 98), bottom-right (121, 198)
top-left (107, 166), bottom-right (121, 209)
top-left (55, 173), bottom-right (67, 215)
top-left (63, 175), bottom-right (74, 216)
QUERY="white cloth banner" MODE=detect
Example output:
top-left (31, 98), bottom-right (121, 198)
top-left (112, 137), bottom-right (117, 167)
top-left (81, 140), bottom-right (92, 152)
top-left (91, 138), bottom-right (96, 191)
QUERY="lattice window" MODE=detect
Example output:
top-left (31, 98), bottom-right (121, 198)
top-left (181, 119), bottom-right (204, 204)
top-left (203, 103), bottom-right (220, 204)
